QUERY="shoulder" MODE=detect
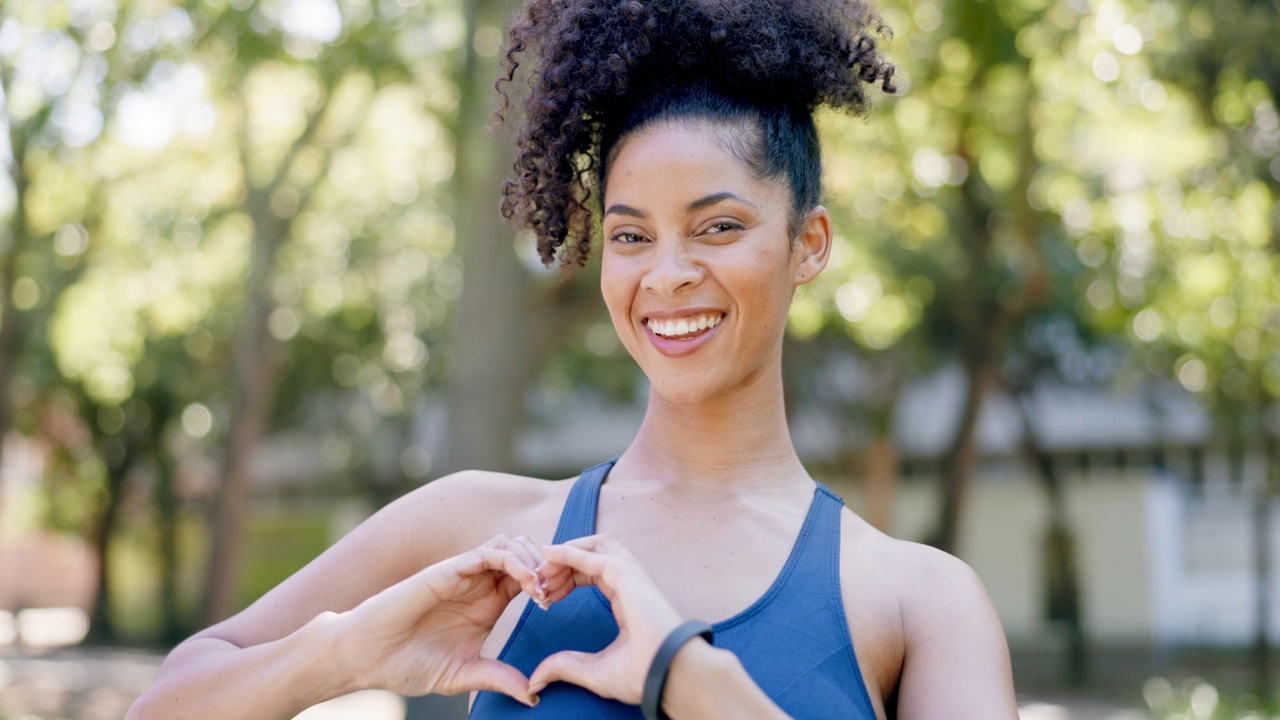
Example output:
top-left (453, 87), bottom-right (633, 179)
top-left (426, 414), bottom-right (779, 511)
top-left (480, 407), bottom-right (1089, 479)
top-left (386, 468), bottom-right (576, 557)
top-left (838, 509), bottom-right (1017, 717)
top-left (837, 509), bottom-right (997, 630)
top-left (401, 468), bottom-right (567, 518)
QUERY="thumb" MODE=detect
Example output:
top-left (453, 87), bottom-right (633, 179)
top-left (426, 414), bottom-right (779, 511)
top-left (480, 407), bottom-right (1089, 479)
top-left (455, 658), bottom-right (539, 708)
top-left (529, 650), bottom-right (603, 697)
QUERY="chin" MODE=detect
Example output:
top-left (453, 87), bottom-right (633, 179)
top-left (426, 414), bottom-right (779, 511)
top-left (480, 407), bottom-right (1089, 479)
top-left (646, 373), bottom-right (734, 407)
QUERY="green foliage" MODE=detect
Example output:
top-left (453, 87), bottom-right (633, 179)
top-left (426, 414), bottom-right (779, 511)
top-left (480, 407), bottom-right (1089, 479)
top-left (1, 0), bottom-right (471, 490)
top-left (0, 0), bottom-right (480, 637)
top-left (787, 0), bottom-right (1278, 445)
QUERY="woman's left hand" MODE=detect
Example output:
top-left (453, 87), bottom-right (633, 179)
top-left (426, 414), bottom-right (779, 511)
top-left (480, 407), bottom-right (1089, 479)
top-left (527, 534), bottom-right (688, 703)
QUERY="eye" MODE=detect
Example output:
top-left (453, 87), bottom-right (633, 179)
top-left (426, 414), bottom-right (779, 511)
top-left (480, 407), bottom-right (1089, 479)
top-left (610, 231), bottom-right (647, 244)
top-left (701, 221), bottom-right (744, 238)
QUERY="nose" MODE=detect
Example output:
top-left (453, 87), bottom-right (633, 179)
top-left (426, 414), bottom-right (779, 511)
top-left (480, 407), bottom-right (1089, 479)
top-left (640, 238), bottom-right (702, 296)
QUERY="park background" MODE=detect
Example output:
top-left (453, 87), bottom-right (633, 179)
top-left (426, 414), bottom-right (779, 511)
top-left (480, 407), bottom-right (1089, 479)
top-left (0, 0), bottom-right (1277, 717)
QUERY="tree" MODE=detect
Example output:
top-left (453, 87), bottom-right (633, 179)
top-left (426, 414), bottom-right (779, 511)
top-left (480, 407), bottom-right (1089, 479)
top-left (810, 0), bottom-right (1063, 553)
top-left (4, 0), bottom-right (470, 635)
top-left (972, 0), bottom-right (1280, 695)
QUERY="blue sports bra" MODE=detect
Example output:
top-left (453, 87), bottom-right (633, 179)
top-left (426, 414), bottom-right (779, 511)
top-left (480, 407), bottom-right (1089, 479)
top-left (469, 459), bottom-right (877, 718)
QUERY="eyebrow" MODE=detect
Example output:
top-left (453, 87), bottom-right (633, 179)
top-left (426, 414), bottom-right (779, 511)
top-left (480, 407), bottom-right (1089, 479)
top-left (603, 191), bottom-right (754, 219)
top-left (686, 191), bottom-right (752, 213)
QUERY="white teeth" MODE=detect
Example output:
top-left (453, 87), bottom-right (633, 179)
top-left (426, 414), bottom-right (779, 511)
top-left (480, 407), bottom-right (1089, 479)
top-left (646, 313), bottom-right (724, 338)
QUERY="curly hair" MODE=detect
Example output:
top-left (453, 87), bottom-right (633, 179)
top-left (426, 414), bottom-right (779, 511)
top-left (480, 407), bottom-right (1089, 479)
top-left (498, 0), bottom-right (896, 266)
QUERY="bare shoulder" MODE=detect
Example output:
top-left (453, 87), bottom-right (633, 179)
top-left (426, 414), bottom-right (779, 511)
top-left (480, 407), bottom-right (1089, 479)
top-left (389, 468), bottom-right (574, 556)
top-left (838, 510), bottom-right (1018, 718)
top-left (840, 512), bottom-right (993, 619)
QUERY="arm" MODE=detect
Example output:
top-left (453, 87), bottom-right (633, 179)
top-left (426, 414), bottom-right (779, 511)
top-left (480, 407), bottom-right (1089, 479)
top-left (128, 473), bottom-right (549, 719)
top-left (127, 618), bottom-right (351, 720)
top-left (894, 550), bottom-right (1019, 720)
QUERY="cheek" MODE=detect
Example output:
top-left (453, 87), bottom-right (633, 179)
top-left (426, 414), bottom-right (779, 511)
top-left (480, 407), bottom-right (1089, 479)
top-left (741, 247), bottom-right (794, 309)
top-left (599, 261), bottom-right (633, 327)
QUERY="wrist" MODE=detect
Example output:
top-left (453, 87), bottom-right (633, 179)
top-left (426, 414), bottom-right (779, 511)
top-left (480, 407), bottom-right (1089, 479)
top-left (302, 610), bottom-right (364, 698)
top-left (662, 643), bottom-right (787, 720)
top-left (643, 620), bottom-right (714, 719)
top-left (660, 640), bottom-right (733, 718)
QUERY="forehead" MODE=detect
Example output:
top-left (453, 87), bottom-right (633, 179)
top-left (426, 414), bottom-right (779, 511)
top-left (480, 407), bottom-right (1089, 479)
top-left (602, 121), bottom-right (785, 210)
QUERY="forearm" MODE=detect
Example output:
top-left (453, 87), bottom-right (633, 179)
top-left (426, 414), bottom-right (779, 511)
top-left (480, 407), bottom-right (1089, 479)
top-left (127, 613), bottom-right (355, 720)
top-left (662, 641), bottom-right (790, 720)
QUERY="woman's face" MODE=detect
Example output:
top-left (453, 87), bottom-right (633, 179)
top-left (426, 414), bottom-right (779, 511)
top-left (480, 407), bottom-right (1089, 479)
top-left (600, 120), bottom-right (831, 406)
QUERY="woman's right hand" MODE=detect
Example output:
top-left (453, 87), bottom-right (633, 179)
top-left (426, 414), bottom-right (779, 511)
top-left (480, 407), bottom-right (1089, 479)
top-left (329, 534), bottom-right (547, 706)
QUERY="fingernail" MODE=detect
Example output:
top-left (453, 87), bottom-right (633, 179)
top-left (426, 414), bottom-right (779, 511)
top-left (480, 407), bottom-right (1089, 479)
top-left (526, 694), bottom-right (540, 707)
top-left (535, 598), bottom-right (550, 611)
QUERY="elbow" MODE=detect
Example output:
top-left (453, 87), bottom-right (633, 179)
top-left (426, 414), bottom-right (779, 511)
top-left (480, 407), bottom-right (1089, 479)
top-left (125, 693), bottom-right (154, 720)
top-left (127, 686), bottom-right (176, 720)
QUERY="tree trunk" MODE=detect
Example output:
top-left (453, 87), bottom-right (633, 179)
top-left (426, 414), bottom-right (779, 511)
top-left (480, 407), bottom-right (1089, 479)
top-left (929, 314), bottom-right (1007, 553)
top-left (0, 124), bottom-right (31, 499)
top-left (929, 61), bottom-right (1046, 554)
top-left (199, 79), bottom-right (341, 626)
top-left (201, 188), bottom-right (287, 626)
top-left (406, 2), bottom-right (537, 718)
top-left (1254, 419), bottom-right (1276, 701)
top-left (441, 0), bottom-right (536, 476)
top-left (85, 448), bottom-right (131, 644)
top-left (1015, 388), bottom-right (1086, 685)
top-left (156, 452), bottom-right (185, 643)
top-left (863, 432), bottom-right (897, 532)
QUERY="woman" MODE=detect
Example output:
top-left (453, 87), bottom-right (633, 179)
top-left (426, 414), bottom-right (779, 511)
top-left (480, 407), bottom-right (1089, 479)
top-left (129, 0), bottom-right (1020, 718)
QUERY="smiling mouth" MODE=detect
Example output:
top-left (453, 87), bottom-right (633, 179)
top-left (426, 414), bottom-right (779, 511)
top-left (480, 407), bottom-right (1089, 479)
top-left (645, 313), bottom-right (725, 340)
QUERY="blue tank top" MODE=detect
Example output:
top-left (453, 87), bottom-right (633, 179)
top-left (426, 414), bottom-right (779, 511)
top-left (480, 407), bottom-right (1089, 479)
top-left (470, 458), bottom-right (877, 719)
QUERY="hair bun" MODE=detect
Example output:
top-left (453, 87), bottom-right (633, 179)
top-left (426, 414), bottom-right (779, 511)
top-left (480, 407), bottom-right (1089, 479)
top-left (499, 0), bottom-right (895, 266)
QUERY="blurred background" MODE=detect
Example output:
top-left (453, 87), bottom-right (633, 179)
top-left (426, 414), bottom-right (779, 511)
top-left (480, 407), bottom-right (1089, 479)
top-left (0, 0), bottom-right (1276, 717)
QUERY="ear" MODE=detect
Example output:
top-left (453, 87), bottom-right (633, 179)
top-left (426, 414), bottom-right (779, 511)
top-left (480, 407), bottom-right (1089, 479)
top-left (791, 206), bottom-right (833, 286)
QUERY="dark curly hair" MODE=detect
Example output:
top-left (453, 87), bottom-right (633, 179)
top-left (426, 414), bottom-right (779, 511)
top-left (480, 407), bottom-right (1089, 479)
top-left (498, 0), bottom-right (896, 267)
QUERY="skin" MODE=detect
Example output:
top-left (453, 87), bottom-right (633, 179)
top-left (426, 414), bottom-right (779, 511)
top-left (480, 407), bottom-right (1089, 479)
top-left (127, 120), bottom-right (1019, 720)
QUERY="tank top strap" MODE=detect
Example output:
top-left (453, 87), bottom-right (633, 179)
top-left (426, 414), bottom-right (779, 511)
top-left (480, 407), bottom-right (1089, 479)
top-left (811, 481), bottom-right (848, 600)
top-left (551, 457), bottom-right (617, 543)
top-left (791, 482), bottom-right (846, 600)
top-left (810, 481), bottom-right (846, 559)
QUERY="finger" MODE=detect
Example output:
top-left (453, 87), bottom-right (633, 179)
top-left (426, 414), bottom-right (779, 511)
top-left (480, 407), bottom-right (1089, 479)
top-left (450, 546), bottom-right (528, 582)
top-left (490, 548), bottom-right (547, 602)
top-left (555, 533), bottom-right (635, 560)
top-left (509, 536), bottom-right (550, 605)
top-left (528, 650), bottom-right (606, 698)
top-left (454, 658), bottom-right (540, 708)
top-left (482, 536), bottom-right (544, 605)
top-left (511, 535), bottom-right (546, 570)
top-left (535, 560), bottom-right (576, 603)
top-left (447, 547), bottom-right (539, 601)
top-left (540, 543), bottom-right (617, 593)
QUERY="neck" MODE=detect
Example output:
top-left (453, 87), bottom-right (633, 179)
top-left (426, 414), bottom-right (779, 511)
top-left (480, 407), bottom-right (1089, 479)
top-left (616, 353), bottom-right (810, 493)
